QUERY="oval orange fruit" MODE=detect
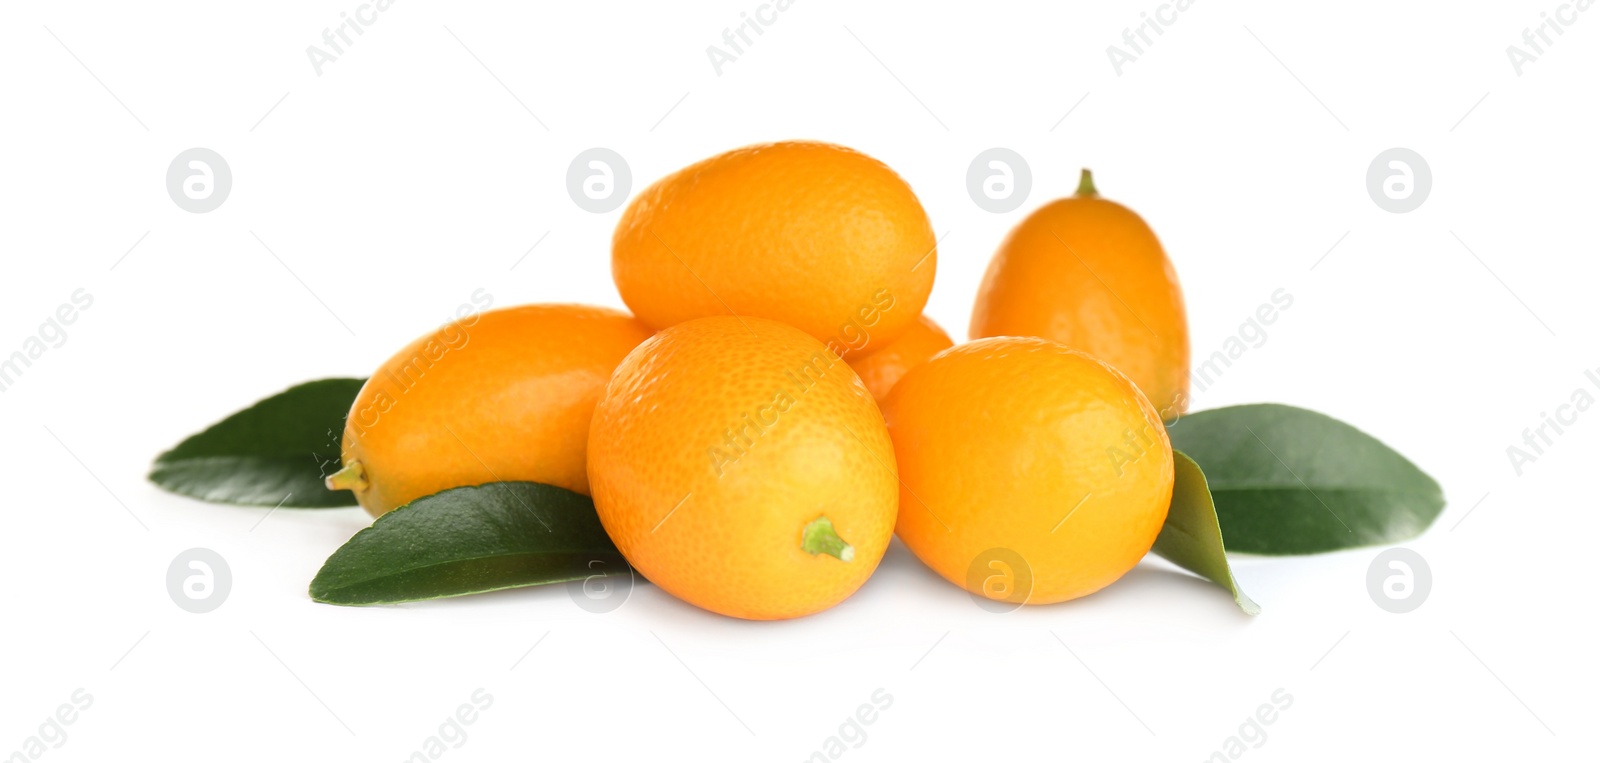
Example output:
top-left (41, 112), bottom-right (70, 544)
top-left (846, 314), bottom-right (953, 403)
top-left (612, 141), bottom-right (937, 356)
top-left (586, 316), bottom-right (898, 620)
top-left (328, 304), bottom-right (653, 517)
top-left (970, 170), bottom-right (1190, 419)
top-left (883, 336), bottom-right (1174, 605)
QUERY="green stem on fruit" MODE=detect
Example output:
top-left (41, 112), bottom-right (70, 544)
top-left (1075, 168), bottom-right (1099, 198)
top-left (801, 516), bottom-right (855, 562)
top-left (325, 461), bottom-right (368, 492)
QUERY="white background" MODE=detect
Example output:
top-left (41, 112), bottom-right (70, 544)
top-left (2, 1), bottom-right (1596, 760)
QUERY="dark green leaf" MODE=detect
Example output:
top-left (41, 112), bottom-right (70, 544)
top-left (150, 378), bottom-right (364, 507)
top-left (1151, 451), bottom-right (1259, 615)
top-left (1167, 404), bottom-right (1444, 555)
top-left (310, 482), bottom-right (626, 605)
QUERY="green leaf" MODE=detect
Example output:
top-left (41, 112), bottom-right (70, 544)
top-left (309, 482), bottom-right (626, 605)
top-left (150, 378), bottom-right (364, 507)
top-left (1151, 451), bottom-right (1259, 615)
top-left (1167, 403), bottom-right (1444, 555)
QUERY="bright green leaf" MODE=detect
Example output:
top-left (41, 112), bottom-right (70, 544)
top-left (310, 482), bottom-right (626, 605)
top-left (150, 378), bottom-right (364, 507)
top-left (1151, 451), bottom-right (1259, 615)
top-left (1167, 404), bottom-right (1444, 555)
